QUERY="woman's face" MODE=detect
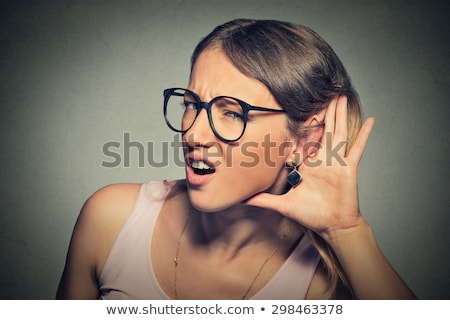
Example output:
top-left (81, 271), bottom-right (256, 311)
top-left (184, 48), bottom-right (295, 212)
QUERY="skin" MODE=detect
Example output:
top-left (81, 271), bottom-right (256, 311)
top-left (183, 48), bottom-right (295, 211)
top-left (56, 48), bottom-right (416, 300)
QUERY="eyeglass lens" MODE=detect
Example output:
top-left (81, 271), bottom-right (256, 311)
top-left (165, 89), bottom-right (245, 141)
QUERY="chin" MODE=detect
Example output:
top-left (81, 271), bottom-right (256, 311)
top-left (187, 188), bottom-right (244, 213)
top-left (188, 195), bottom-right (229, 213)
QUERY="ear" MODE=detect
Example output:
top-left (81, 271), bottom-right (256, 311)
top-left (287, 108), bottom-right (326, 166)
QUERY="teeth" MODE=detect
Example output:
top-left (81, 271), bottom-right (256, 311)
top-left (191, 160), bottom-right (211, 170)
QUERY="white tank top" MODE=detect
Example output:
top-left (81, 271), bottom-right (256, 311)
top-left (99, 180), bottom-right (320, 299)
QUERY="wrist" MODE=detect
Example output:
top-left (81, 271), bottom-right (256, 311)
top-left (322, 216), bottom-right (375, 250)
top-left (320, 217), bottom-right (417, 299)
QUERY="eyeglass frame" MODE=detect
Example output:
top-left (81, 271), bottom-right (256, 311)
top-left (163, 87), bottom-right (287, 143)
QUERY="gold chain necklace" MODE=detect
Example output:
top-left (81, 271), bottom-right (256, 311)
top-left (173, 214), bottom-right (291, 300)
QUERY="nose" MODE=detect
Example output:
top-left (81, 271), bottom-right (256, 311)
top-left (183, 108), bottom-right (217, 148)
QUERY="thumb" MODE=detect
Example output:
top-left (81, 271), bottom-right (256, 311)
top-left (244, 192), bottom-right (289, 216)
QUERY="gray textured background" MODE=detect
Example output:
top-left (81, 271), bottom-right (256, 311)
top-left (0, 0), bottom-right (449, 299)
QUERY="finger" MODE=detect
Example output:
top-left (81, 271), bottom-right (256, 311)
top-left (244, 192), bottom-right (290, 217)
top-left (348, 117), bottom-right (375, 164)
top-left (334, 96), bottom-right (348, 145)
top-left (323, 96), bottom-right (338, 141)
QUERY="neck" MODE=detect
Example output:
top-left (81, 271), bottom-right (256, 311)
top-left (188, 204), bottom-right (297, 259)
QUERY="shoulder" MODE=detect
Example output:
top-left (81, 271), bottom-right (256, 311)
top-left (80, 182), bottom-right (142, 241)
top-left (81, 180), bottom-right (181, 227)
top-left (82, 183), bottom-right (142, 213)
top-left (75, 183), bottom-right (143, 273)
top-left (56, 183), bottom-right (143, 299)
top-left (76, 183), bottom-right (142, 236)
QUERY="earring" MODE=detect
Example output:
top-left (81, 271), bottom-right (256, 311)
top-left (286, 160), bottom-right (302, 187)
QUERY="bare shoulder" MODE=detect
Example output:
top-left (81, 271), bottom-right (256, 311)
top-left (77, 183), bottom-right (142, 267)
top-left (80, 183), bottom-right (142, 223)
top-left (56, 183), bottom-right (142, 299)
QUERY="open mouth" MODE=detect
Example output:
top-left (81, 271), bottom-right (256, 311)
top-left (189, 159), bottom-right (216, 175)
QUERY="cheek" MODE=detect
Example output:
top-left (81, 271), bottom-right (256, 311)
top-left (224, 134), bottom-right (289, 180)
top-left (241, 129), bottom-right (292, 166)
top-left (241, 143), bottom-right (285, 170)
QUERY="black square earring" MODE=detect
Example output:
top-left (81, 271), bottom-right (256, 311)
top-left (286, 161), bottom-right (302, 187)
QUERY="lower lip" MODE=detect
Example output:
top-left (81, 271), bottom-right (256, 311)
top-left (185, 164), bottom-right (214, 186)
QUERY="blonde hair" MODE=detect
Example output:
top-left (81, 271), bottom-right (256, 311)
top-left (190, 18), bottom-right (362, 298)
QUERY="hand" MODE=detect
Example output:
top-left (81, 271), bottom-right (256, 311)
top-left (246, 96), bottom-right (375, 243)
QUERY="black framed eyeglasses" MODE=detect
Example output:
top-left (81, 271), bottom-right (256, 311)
top-left (163, 88), bottom-right (286, 143)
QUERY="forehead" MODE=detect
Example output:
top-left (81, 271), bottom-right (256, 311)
top-left (188, 49), bottom-right (279, 107)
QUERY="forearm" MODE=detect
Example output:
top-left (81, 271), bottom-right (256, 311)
top-left (327, 219), bottom-right (416, 299)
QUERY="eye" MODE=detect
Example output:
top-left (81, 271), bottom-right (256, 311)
top-left (223, 110), bottom-right (244, 121)
top-left (183, 101), bottom-right (199, 111)
top-left (214, 98), bottom-right (244, 121)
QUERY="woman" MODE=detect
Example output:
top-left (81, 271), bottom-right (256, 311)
top-left (56, 19), bottom-right (416, 299)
